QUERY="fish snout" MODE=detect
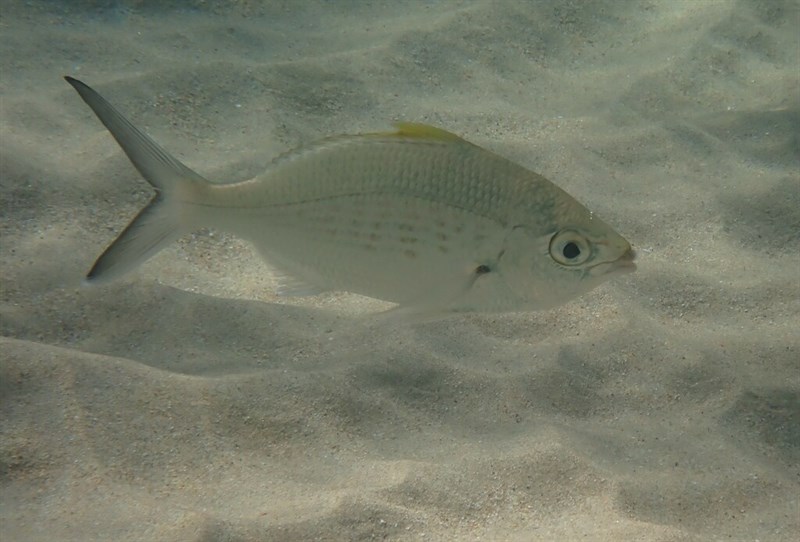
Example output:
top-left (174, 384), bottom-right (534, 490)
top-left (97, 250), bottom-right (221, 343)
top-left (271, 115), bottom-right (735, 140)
top-left (614, 246), bottom-right (637, 273)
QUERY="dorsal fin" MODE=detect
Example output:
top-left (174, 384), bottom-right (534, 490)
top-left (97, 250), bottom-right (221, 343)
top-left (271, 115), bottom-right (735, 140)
top-left (265, 123), bottom-right (467, 172)
top-left (384, 122), bottom-right (466, 142)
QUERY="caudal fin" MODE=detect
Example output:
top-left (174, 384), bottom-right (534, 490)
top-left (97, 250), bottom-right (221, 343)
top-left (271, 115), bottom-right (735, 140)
top-left (65, 76), bottom-right (210, 284)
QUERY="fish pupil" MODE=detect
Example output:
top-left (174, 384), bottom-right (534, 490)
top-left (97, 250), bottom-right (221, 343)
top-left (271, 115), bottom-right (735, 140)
top-left (563, 242), bottom-right (580, 259)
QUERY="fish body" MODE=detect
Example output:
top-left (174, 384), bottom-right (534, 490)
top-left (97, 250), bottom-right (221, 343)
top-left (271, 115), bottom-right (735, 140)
top-left (65, 77), bottom-right (635, 318)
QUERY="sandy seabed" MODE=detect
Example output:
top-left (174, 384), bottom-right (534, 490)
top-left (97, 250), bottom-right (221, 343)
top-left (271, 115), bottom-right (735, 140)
top-left (1, 1), bottom-right (798, 541)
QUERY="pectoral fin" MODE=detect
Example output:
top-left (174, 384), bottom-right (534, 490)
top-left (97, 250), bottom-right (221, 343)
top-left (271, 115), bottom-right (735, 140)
top-left (370, 263), bottom-right (494, 325)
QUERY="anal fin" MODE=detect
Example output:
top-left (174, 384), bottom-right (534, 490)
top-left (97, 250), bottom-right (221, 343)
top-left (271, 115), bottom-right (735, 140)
top-left (274, 274), bottom-right (328, 297)
top-left (256, 248), bottom-right (329, 297)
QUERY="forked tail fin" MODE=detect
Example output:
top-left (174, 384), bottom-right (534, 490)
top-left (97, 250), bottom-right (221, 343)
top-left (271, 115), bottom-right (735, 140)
top-left (65, 76), bottom-right (211, 284)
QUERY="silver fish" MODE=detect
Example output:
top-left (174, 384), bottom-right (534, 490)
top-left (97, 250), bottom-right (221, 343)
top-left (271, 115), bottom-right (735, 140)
top-left (66, 76), bottom-right (635, 320)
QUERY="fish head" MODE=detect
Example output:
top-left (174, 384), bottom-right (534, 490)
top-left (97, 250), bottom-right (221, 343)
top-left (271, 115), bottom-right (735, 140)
top-left (499, 212), bottom-right (636, 310)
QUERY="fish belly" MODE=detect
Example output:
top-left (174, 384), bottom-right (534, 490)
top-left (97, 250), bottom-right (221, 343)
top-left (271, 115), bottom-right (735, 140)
top-left (230, 193), bottom-right (503, 304)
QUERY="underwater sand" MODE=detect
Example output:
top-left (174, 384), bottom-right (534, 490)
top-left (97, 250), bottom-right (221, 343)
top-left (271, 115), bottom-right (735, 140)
top-left (1, 1), bottom-right (798, 540)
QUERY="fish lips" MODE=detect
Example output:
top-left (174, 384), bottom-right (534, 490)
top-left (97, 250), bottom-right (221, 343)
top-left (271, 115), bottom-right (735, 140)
top-left (591, 248), bottom-right (637, 277)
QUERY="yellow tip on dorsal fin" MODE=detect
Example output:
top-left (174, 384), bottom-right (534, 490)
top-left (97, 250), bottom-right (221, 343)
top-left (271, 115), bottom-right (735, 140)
top-left (388, 122), bottom-right (465, 142)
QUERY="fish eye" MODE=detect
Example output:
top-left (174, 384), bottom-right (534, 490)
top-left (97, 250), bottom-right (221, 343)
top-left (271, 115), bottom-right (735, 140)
top-left (562, 242), bottom-right (580, 259)
top-left (549, 230), bottom-right (591, 266)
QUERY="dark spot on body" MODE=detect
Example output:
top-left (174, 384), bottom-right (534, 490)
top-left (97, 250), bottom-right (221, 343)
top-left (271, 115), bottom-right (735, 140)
top-left (475, 264), bottom-right (491, 275)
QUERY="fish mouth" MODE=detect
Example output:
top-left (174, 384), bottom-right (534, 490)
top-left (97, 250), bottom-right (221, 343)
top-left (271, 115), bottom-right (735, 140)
top-left (614, 247), bottom-right (637, 273)
top-left (589, 247), bottom-right (637, 277)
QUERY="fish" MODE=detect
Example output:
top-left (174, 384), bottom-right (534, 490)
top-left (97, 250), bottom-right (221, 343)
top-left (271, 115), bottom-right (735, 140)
top-left (65, 76), bottom-right (635, 320)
